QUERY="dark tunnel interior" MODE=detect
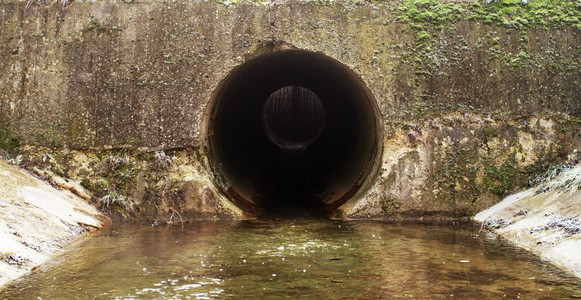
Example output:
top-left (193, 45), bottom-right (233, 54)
top-left (206, 49), bottom-right (382, 215)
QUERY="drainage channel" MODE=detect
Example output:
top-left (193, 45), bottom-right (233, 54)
top-left (206, 48), bottom-right (382, 216)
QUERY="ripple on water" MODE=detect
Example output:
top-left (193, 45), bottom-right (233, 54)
top-left (0, 219), bottom-right (580, 299)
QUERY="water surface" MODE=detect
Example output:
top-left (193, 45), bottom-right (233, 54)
top-left (1, 219), bottom-right (580, 299)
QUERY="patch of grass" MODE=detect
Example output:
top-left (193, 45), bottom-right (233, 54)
top-left (153, 151), bottom-right (173, 169)
top-left (537, 165), bottom-right (581, 194)
top-left (529, 163), bottom-right (575, 187)
top-left (99, 190), bottom-right (131, 211)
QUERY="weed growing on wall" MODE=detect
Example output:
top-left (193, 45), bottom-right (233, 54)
top-left (99, 190), bottom-right (131, 211)
top-left (536, 165), bottom-right (581, 194)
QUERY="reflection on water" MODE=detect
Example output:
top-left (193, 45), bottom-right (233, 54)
top-left (1, 219), bottom-right (580, 299)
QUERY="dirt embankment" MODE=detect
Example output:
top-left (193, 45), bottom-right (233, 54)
top-left (0, 159), bottom-right (106, 288)
top-left (475, 166), bottom-right (581, 279)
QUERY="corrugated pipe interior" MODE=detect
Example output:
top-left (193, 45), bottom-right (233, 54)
top-left (206, 49), bottom-right (382, 216)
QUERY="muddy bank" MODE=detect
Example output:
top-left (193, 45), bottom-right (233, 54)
top-left (0, 159), bottom-right (106, 288)
top-left (475, 165), bottom-right (581, 279)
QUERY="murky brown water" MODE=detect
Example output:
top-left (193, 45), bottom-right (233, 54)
top-left (1, 219), bottom-right (580, 299)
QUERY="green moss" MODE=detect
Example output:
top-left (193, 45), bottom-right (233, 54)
top-left (0, 134), bottom-right (20, 152)
top-left (485, 162), bottom-right (516, 196)
top-left (380, 197), bottom-right (400, 215)
top-left (413, 101), bottom-right (429, 117)
top-left (80, 179), bottom-right (91, 189)
top-left (396, 0), bottom-right (579, 75)
top-left (87, 22), bottom-right (109, 35)
top-left (483, 126), bottom-right (499, 139)
top-left (0, 127), bottom-right (22, 162)
top-left (519, 31), bottom-right (529, 43)
top-left (468, 0), bottom-right (581, 30)
top-left (410, 23), bottom-right (424, 30)
top-left (211, 0), bottom-right (264, 6)
top-left (398, 0), bottom-right (464, 25)
top-left (503, 50), bottom-right (531, 69)
top-left (565, 117), bottom-right (581, 125)
top-left (396, 0), bottom-right (467, 73)
top-left (432, 154), bottom-right (459, 204)
top-left (486, 44), bottom-right (502, 59)
top-left (447, 24), bottom-right (458, 35)
top-left (415, 30), bottom-right (430, 43)
top-left (398, 0), bottom-right (581, 31)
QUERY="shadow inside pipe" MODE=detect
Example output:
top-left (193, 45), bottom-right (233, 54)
top-left (206, 48), bottom-right (382, 217)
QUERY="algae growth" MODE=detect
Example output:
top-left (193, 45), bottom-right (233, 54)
top-left (395, 0), bottom-right (580, 73)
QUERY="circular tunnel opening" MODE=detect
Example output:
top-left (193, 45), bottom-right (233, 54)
top-left (262, 86), bottom-right (326, 150)
top-left (206, 48), bottom-right (382, 215)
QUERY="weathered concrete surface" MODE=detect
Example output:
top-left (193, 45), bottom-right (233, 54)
top-left (1, 0), bottom-right (579, 147)
top-left (338, 114), bottom-right (580, 220)
top-left (474, 166), bottom-right (581, 279)
top-left (0, 0), bottom-right (580, 219)
top-left (0, 158), bottom-right (106, 288)
top-left (17, 146), bottom-right (245, 220)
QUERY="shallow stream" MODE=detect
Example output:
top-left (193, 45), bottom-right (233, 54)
top-left (1, 219), bottom-right (581, 299)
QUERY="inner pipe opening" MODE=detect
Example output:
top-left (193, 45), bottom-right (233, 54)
top-left (206, 49), bottom-right (382, 215)
top-left (262, 86), bottom-right (326, 150)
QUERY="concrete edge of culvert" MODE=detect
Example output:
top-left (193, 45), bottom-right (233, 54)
top-left (202, 44), bottom-right (384, 217)
top-left (0, 159), bottom-right (107, 289)
top-left (474, 166), bottom-right (581, 279)
top-left (326, 137), bottom-right (384, 219)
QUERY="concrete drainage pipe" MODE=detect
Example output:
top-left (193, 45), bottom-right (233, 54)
top-left (206, 49), bottom-right (382, 215)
